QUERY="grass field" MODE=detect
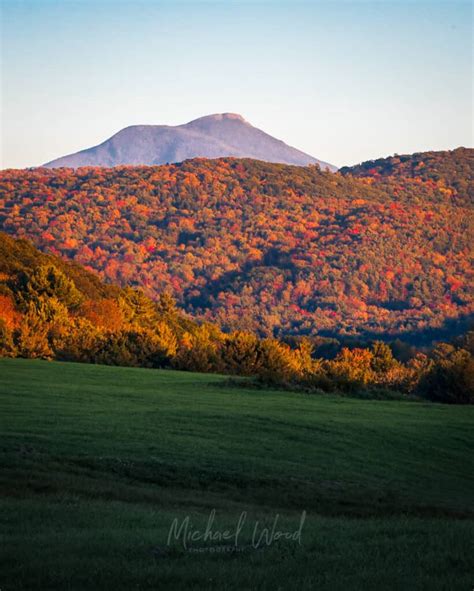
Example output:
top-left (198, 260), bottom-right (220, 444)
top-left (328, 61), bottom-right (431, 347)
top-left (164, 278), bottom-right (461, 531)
top-left (0, 358), bottom-right (473, 590)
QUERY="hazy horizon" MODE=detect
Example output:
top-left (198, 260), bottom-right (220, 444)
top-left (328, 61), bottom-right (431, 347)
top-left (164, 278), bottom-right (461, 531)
top-left (1, 0), bottom-right (472, 169)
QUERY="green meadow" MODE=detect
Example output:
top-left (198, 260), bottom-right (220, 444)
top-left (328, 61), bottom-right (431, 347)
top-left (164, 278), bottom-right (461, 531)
top-left (0, 358), bottom-right (473, 590)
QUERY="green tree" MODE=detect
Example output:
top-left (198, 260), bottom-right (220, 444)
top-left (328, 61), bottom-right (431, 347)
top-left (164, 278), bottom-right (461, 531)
top-left (222, 331), bottom-right (261, 375)
top-left (371, 341), bottom-right (397, 373)
top-left (0, 318), bottom-right (16, 357)
top-left (119, 288), bottom-right (158, 329)
top-left (17, 264), bottom-right (82, 310)
top-left (173, 324), bottom-right (224, 373)
top-left (257, 338), bottom-right (302, 384)
top-left (420, 344), bottom-right (474, 404)
top-left (328, 348), bottom-right (375, 390)
top-left (14, 311), bottom-right (52, 359)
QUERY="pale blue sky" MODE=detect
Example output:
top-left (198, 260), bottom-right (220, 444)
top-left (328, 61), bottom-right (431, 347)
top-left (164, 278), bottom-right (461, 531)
top-left (1, 0), bottom-right (472, 168)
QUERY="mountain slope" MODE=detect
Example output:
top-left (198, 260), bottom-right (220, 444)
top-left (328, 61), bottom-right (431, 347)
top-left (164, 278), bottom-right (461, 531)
top-left (43, 113), bottom-right (336, 170)
top-left (0, 231), bottom-right (119, 301)
top-left (340, 147), bottom-right (473, 204)
top-left (1, 154), bottom-right (472, 342)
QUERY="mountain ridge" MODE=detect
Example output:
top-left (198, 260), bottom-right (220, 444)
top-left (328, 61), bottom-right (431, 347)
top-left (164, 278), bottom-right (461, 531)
top-left (43, 113), bottom-right (336, 170)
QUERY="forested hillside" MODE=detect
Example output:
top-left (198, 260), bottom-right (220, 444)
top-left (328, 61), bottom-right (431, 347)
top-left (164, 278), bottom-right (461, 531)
top-left (1, 231), bottom-right (472, 403)
top-left (0, 151), bottom-right (472, 341)
top-left (340, 147), bottom-right (473, 205)
top-left (0, 231), bottom-right (195, 365)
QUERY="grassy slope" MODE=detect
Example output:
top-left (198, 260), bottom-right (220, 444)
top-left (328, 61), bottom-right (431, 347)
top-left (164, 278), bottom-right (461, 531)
top-left (0, 358), bottom-right (473, 590)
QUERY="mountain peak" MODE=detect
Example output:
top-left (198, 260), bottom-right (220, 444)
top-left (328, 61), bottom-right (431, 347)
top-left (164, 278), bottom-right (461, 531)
top-left (188, 113), bottom-right (247, 124)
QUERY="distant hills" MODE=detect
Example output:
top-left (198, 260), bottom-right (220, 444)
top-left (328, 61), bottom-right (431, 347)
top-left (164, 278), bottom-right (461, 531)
top-left (44, 113), bottom-right (336, 170)
top-left (1, 148), bottom-right (472, 342)
top-left (340, 147), bottom-right (473, 203)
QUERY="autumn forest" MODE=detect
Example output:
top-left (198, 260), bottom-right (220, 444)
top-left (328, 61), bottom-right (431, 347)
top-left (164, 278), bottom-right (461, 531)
top-left (0, 148), bottom-right (472, 402)
top-left (0, 149), bottom-right (472, 341)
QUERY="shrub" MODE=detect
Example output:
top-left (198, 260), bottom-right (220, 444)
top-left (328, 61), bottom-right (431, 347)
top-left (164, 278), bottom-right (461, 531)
top-left (371, 341), bottom-right (397, 373)
top-left (173, 325), bottom-right (224, 373)
top-left (93, 327), bottom-right (176, 368)
top-left (327, 347), bottom-right (375, 391)
top-left (221, 331), bottom-right (261, 375)
top-left (0, 318), bottom-right (16, 357)
top-left (55, 318), bottom-right (101, 363)
top-left (419, 344), bottom-right (474, 404)
top-left (256, 339), bottom-right (303, 385)
top-left (14, 311), bottom-right (52, 359)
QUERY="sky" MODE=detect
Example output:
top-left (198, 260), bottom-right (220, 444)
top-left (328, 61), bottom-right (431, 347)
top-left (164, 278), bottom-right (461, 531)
top-left (0, 0), bottom-right (472, 169)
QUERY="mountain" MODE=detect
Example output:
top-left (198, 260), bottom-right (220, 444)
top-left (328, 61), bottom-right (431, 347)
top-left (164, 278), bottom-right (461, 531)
top-left (340, 147), bottom-right (473, 204)
top-left (1, 152), bottom-right (472, 342)
top-left (43, 113), bottom-right (336, 170)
